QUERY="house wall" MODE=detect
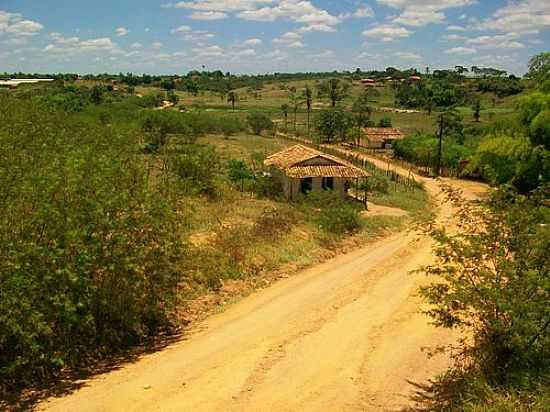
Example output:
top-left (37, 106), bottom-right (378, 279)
top-left (284, 175), bottom-right (347, 200)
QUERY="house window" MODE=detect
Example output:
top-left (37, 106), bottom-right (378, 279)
top-left (300, 178), bottom-right (313, 194)
top-left (322, 177), bottom-right (334, 190)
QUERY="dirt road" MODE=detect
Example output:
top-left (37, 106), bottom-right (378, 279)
top-left (40, 156), bottom-right (487, 412)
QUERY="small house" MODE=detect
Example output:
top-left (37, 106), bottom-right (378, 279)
top-left (359, 128), bottom-right (405, 149)
top-left (264, 145), bottom-right (370, 200)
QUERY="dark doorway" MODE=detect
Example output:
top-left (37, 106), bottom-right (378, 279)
top-left (300, 178), bottom-right (313, 194)
top-left (322, 177), bottom-right (334, 190)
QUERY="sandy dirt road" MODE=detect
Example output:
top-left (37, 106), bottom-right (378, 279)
top-left (40, 154), bottom-right (487, 412)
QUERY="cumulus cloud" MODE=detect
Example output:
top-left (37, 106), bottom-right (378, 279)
top-left (190, 11), bottom-right (228, 20)
top-left (362, 24), bottom-right (412, 41)
top-left (0, 12), bottom-right (43, 36)
top-left (116, 27), bottom-right (129, 36)
top-left (394, 51), bottom-right (422, 60)
top-left (339, 6), bottom-right (375, 19)
top-left (151, 41), bottom-right (163, 49)
top-left (466, 33), bottom-right (525, 49)
top-left (444, 46), bottom-right (477, 55)
top-left (273, 31), bottom-right (302, 44)
top-left (243, 38), bottom-right (262, 46)
top-left (376, 0), bottom-right (477, 27)
top-left (476, 0), bottom-right (550, 33)
top-left (44, 36), bottom-right (118, 54)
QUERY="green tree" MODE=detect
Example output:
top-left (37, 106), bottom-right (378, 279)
top-left (317, 78), bottom-right (351, 107)
top-left (247, 112), bottom-right (273, 136)
top-left (528, 52), bottom-right (550, 82)
top-left (315, 109), bottom-right (352, 143)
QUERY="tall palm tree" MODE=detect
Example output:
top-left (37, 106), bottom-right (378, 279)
top-left (289, 91), bottom-right (305, 134)
top-left (227, 91), bottom-right (237, 111)
top-left (303, 86), bottom-right (313, 138)
top-left (281, 104), bottom-right (289, 133)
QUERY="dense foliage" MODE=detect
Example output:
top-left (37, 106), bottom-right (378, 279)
top-left (0, 96), bottom-right (186, 388)
top-left (419, 186), bottom-right (550, 410)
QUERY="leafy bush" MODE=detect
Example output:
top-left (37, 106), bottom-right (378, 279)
top-left (530, 110), bottom-right (550, 150)
top-left (362, 175), bottom-right (390, 194)
top-left (302, 192), bottom-right (362, 235)
top-left (419, 186), bottom-right (550, 410)
top-left (253, 168), bottom-right (285, 199)
top-left (247, 112), bottom-right (273, 135)
top-left (394, 133), bottom-right (471, 171)
top-left (253, 207), bottom-right (295, 240)
top-left (0, 96), bottom-right (185, 389)
top-left (227, 159), bottom-right (254, 191)
top-left (465, 135), bottom-right (545, 192)
top-left (378, 116), bottom-right (392, 128)
top-left (171, 145), bottom-right (221, 197)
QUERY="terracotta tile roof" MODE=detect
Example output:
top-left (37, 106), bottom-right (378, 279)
top-left (363, 128), bottom-right (405, 143)
top-left (265, 144), bottom-right (370, 179)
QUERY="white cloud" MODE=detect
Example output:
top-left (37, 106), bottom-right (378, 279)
top-left (444, 46), bottom-right (477, 55)
top-left (309, 50), bottom-right (335, 59)
top-left (237, 0), bottom-right (341, 32)
top-left (163, 1), bottom-right (276, 12)
top-left (476, 0), bottom-right (550, 33)
top-left (152, 41), bottom-right (163, 49)
top-left (376, 0), bottom-right (477, 27)
top-left (236, 48), bottom-right (256, 56)
top-left (243, 38), bottom-right (262, 46)
top-left (43, 36), bottom-right (118, 54)
top-left (192, 44), bottom-right (224, 57)
top-left (273, 31), bottom-right (302, 44)
top-left (442, 34), bottom-right (467, 40)
top-left (394, 51), bottom-right (422, 60)
top-left (339, 6), bottom-right (375, 19)
top-left (1, 13), bottom-right (43, 36)
top-left (447, 25), bottom-right (466, 31)
top-left (362, 24), bottom-right (412, 41)
top-left (287, 40), bottom-right (304, 48)
top-left (50, 32), bottom-right (80, 45)
top-left (190, 11), bottom-right (228, 20)
top-left (466, 33), bottom-right (525, 49)
top-left (80, 38), bottom-right (117, 50)
top-left (171, 25), bottom-right (192, 33)
top-left (116, 27), bottom-right (129, 36)
top-left (130, 42), bottom-right (143, 48)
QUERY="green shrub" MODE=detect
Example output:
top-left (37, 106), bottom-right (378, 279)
top-left (171, 145), bottom-right (220, 197)
top-left (378, 116), bottom-right (392, 127)
top-left (302, 192), bottom-right (362, 235)
top-left (0, 96), bottom-right (186, 389)
top-left (227, 159), bottom-right (253, 191)
top-left (247, 112), bottom-right (273, 135)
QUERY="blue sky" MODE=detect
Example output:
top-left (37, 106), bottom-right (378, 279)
top-left (0, 0), bottom-right (548, 75)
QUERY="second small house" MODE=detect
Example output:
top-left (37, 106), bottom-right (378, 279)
top-left (264, 144), bottom-right (370, 200)
top-left (359, 128), bottom-right (405, 150)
